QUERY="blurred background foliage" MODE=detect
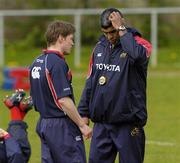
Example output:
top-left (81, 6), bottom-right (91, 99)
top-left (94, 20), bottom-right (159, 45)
top-left (0, 0), bottom-right (180, 69)
top-left (0, 1), bottom-right (180, 162)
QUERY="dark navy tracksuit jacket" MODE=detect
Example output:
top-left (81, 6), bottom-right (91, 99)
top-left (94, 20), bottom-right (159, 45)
top-left (0, 121), bottom-right (31, 163)
top-left (78, 28), bottom-right (152, 127)
top-left (29, 50), bottom-right (74, 118)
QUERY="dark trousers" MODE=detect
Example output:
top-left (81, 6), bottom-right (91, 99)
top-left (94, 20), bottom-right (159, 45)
top-left (89, 123), bottom-right (145, 163)
top-left (36, 117), bottom-right (86, 163)
top-left (0, 121), bottom-right (30, 163)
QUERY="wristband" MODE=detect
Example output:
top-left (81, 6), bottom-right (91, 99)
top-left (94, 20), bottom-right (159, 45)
top-left (117, 25), bottom-right (126, 31)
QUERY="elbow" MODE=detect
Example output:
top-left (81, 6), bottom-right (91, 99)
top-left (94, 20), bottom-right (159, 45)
top-left (58, 97), bottom-right (67, 105)
top-left (58, 96), bottom-right (72, 107)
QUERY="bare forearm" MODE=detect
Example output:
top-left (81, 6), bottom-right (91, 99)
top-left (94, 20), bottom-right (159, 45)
top-left (58, 97), bottom-right (85, 127)
top-left (58, 97), bottom-right (92, 139)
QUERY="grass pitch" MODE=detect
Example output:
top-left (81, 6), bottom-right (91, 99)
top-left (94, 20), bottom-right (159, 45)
top-left (0, 46), bottom-right (180, 162)
top-left (1, 71), bottom-right (180, 163)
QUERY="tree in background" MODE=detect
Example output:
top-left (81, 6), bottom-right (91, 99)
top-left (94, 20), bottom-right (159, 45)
top-left (0, 0), bottom-right (179, 66)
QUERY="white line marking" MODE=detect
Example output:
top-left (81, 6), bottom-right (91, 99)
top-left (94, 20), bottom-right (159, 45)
top-left (146, 140), bottom-right (175, 146)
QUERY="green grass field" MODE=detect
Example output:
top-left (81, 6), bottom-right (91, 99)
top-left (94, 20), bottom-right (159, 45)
top-left (0, 46), bottom-right (180, 162)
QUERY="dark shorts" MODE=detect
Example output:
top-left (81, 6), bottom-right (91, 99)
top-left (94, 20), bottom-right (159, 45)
top-left (89, 123), bottom-right (145, 163)
top-left (36, 117), bottom-right (86, 163)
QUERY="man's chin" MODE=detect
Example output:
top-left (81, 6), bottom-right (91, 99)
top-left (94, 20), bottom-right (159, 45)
top-left (109, 40), bottom-right (116, 44)
top-left (64, 51), bottom-right (70, 55)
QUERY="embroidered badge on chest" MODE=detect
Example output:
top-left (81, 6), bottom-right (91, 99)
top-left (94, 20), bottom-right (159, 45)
top-left (120, 52), bottom-right (127, 58)
top-left (97, 53), bottom-right (102, 57)
top-left (99, 76), bottom-right (107, 85)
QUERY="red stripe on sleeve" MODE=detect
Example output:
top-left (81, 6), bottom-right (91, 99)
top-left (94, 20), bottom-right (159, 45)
top-left (134, 36), bottom-right (152, 58)
top-left (67, 70), bottom-right (72, 81)
top-left (45, 68), bottom-right (63, 110)
top-left (87, 48), bottom-right (95, 79)
top-left (87, 55), bottom-right (93, 79)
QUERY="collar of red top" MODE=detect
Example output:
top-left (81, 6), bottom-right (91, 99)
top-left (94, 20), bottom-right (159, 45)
top-left (43, 49), bottom-right (64, 59)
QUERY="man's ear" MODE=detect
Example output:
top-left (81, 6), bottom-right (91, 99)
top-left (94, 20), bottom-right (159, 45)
top-left (58, 35), bottom-right (65, 43)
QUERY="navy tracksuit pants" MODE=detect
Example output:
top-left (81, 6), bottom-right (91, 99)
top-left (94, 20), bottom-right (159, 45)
top-left (89, 123), bottom-right (145, 163)
top-left (0, 121), bottom-right (31, 163)
top-left (36, 117), bottom-right (86, 163)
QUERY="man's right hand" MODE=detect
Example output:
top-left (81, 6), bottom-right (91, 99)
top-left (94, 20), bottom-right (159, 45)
top-left (79, 124), bottom-right (92, 139)
top-left (82, 117), bottom-right (90, 125)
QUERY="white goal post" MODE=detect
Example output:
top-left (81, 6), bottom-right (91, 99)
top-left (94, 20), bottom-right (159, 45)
top-left (0, 7), bottom-right (180, 67)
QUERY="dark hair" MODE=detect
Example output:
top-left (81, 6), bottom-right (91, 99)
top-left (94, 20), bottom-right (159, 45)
top-left (100, 8), bottom-right (123, 29)
top-left (45, 20), bottom-right (75, 47)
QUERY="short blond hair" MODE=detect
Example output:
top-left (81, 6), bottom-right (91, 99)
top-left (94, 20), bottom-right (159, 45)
top-left (45, 20), bottom-right (75, 47)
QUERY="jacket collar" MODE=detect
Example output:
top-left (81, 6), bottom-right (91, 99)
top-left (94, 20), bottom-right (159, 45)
top-left (43, 49), bottom-right (65, 59)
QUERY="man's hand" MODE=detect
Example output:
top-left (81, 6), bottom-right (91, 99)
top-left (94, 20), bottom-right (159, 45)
top-left (82, 117), bottom-right (90, 125)
top-left (58, 97), bottom-right (92, 139)
top-left (79, 124), bottom-right (92, 139)
top-left (109, 11), bottom-right (125, 30)
top-left (0, 128), bottom-right (8, 138)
